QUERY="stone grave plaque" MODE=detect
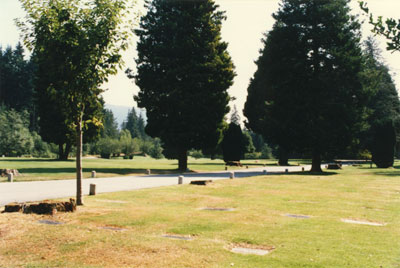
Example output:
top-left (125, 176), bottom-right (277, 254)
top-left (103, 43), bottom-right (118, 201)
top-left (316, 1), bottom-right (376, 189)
top-left (285, 214), bottom-right (310, 219)
top-left (231, 247), bottom-right (270, 255)
top-left (38, 220), bottom-right (64, 225)
top-left (162, 234), bottom-right (192, 241)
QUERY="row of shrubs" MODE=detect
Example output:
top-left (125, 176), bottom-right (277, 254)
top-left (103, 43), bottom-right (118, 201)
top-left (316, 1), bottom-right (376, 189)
top-left (95, 130), bottom-right (163, 159)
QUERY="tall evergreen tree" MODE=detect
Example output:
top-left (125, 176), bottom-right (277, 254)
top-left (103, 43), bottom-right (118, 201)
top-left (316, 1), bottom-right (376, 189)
top-left (230, 105), bottom-right (241, 125)
top-left (0, 43), bottom-right (34, 112)
top-left (102, 108), bottom-right (119, 139)
top-left (221, 122), bottom-right (244, 162)
top-left (137, 113), bottom-right (146, 139)
top-left (122, 108), bottom-right (140, 138)
top-left (361, 37), bottom-right (400, 167)
top-left (134, 0), bottom-right (235, 170)
top-left (244, 0), bottom-right (367, 172)
top-left (221, 107), bottom-right (245, 162)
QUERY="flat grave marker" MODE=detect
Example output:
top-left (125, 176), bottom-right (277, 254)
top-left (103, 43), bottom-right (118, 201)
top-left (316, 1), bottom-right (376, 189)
top-left (38, 220), bottom-right (64, 225)
top-left (341, 219), bottom-right (386, 226)
top-left (100, 226), bottom-right (127, 231)
top-left (284, 214), bottom-right (310, 219)
top-left (200, 207), bottom-right (235, 211)
top-left (231, 247), bottom-right (270, 256)
top-left (162, 234), bottom-right (192, 241)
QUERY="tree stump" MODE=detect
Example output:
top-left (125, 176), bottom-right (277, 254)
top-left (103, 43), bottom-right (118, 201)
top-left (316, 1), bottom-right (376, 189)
top-left (2, 199), bottom-right (76, 215)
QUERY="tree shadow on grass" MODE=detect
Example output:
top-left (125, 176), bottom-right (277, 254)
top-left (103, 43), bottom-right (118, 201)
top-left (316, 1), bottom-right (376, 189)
top-left (188, 162), bottom-right (281, 167)
top-left (16, 167), bottom-right (179, 176)
top-left (350, 164), bottom-right (400, 177)
top-left (272, 171), bottom-right (338, 176)
top-left (0, 158), bottom-right (74, 163)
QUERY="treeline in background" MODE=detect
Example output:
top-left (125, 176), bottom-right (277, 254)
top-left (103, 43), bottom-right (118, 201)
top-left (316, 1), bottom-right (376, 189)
top-left (0, 44), bottom-right (273, 161)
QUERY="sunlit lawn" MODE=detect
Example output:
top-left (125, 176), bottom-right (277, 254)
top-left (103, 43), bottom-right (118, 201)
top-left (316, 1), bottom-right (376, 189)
top-left (0, 156), bottom-right (306, 182)
top-left (0, 164), bottom-right (399, 267)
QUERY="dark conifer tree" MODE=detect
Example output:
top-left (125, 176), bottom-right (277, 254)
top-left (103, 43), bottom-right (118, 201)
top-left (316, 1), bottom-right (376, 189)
top-left (361, 37), bottom-right (400, 167)
top-left (222, 106), bottom-right (245, 162)
top-left (122, 108), bottom-right (140, 138)
top-left (101, 108), bottom-right (119, 139)
top-left (0, 43), bottom-right (34, 112)
top-left (244, 0), bottom-right (367, 172)
top-left (134, 0), bottom-right (235, 170)
top-left (221, 122), bottom-right (244, 162)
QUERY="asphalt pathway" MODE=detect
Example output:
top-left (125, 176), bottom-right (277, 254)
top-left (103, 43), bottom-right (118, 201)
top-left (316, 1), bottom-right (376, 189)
top-left (0, 165), bottom-right (311, 206)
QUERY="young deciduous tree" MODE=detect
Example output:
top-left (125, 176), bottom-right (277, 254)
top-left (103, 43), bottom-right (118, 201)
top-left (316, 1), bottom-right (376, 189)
top-left (244, 0), bottom-right (367, 172)
top-left (360, 1), bottom-right (400, 52)
top-left (19, 0), bottom-right (133, 205)
top-left (133, 0), bottom-right (235, 171)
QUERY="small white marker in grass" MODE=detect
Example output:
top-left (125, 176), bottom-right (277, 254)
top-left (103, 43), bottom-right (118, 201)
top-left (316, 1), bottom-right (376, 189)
top-left (231, 247), bottom-right (270, 256)
top-left (341, 219), bottom-right (386, 226)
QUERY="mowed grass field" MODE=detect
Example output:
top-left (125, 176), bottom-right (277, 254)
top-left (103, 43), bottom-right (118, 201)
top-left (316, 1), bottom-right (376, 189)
top-left (0, 163), bottom-right (399, 267)
top-left (0, 156), bottom-right (304, 182)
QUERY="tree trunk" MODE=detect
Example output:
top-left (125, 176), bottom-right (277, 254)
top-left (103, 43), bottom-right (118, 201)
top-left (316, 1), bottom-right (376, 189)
top-left (178, 150), bottom-right (188, 171)
top-left (76, 118), bottom-right (83, 206)
top-left (278, 147), bottom-right (289, 166)
top-left (65, 141), bottom-right (72, 160)
top-left (58, 142), bottom-right (72, 160)
top-left (58, 144), bottom-right (65, 160)
top-left (311, 151), bottom-right (322, 172)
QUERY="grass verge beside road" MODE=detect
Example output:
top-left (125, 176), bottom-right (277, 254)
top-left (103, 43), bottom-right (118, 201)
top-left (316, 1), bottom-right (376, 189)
top-left (0, 157), bottom-right (306, 182)
top-left (0, 164), bottom-right (399, 267)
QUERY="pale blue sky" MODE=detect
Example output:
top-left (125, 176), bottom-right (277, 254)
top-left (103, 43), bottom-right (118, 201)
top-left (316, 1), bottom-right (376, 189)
top-left (1, 0), bottom-right (400, 120)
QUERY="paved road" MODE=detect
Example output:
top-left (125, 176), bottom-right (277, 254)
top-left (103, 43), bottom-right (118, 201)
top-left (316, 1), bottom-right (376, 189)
top-left (0, 165), bottom-right (311, 207)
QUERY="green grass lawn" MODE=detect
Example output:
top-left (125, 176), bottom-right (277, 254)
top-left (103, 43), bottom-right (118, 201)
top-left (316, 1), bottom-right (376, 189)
top-left (0, 164), bottom-right (399, 267)
top-left (0, 156), bottom-right (303, 182)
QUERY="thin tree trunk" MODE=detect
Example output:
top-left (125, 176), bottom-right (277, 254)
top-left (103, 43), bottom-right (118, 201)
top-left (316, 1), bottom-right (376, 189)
top-left (76, 117), bottom-right (83, 206)
top-left (58, 144), bottom-right (65, 160)
top-left (178, 149), bottom-right (188, 171)
top-left (58, 142), bottom-right (72, 160)
top-left (64, 141), bottom-right (72, 160)
top-left (311, 151), bottom-right (322, 172)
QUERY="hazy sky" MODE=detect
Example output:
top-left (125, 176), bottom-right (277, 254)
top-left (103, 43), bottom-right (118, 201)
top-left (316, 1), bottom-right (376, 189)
top-left (1, 0), bottom-right (400, 120)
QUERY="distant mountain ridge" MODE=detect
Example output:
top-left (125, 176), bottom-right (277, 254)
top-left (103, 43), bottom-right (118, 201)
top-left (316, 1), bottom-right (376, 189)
top-left (104, 104), bottom-right (146, 129)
